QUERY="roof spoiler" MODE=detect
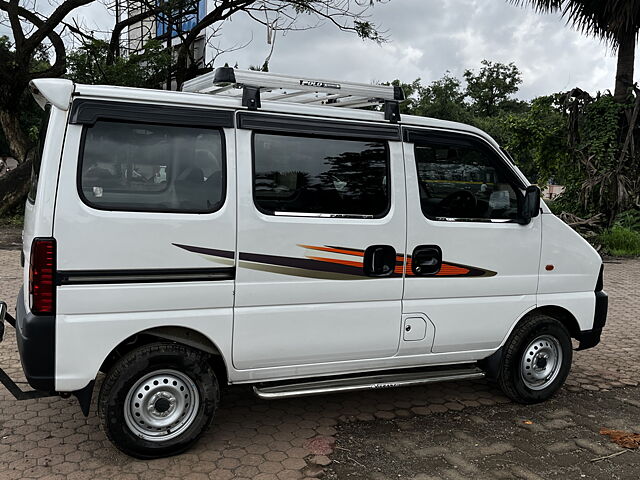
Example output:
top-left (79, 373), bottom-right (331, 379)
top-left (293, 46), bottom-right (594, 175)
top-left (29, 79), bottom-right (75, 111)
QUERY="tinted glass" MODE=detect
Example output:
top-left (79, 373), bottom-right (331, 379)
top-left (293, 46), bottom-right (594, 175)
top-left (415, 142), bottom-right (519, 220)
top-left (28, 105), bottom-right (51, 203)
top-left (80, 121), bottom-right (224, 213)
top-left (253, 133), bottom-right (389, 217)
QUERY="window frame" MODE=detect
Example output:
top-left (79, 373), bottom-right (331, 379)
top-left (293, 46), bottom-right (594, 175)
top-left (406, 128), bottom-right (526, 224)
top-left (76, 119), bottom-right (227, 215)
top-left (250, 130), bottom-right (393, 219)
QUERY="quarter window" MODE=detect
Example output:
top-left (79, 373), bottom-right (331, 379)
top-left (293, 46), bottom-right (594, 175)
top-left (415, 140), bottom-right (520, 221)
top-left (253, 133), bottom-right (389, 217)
top-left (28, 105), bottom-right (52, 203)
top-left (79, 121), bottom-right (225, 213)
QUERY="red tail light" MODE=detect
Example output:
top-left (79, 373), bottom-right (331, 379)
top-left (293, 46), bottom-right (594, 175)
top-left (29, 238), bottom-right (56, 315)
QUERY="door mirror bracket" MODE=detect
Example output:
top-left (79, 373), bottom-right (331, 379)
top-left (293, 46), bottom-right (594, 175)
top-left (518, 185), bottom-right (541, 225)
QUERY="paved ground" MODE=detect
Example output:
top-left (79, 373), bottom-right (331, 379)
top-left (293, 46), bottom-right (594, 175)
top-left (328, 386), bottom-right (640, 479)
top-left (0, 243), bottom-right (638, 479)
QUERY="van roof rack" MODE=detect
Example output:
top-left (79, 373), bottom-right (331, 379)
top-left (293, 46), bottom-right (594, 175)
top-left (181, 67), bottom-right (405, 123)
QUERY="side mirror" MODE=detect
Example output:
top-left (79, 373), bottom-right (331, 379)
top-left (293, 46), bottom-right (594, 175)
top-left (518, 185), bottom-right (541, 225)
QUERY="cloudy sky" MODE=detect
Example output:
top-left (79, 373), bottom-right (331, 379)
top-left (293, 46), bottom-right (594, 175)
top-left (4, 0), bottom-right (629, 100)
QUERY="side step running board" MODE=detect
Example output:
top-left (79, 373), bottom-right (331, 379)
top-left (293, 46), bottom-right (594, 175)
top-left (253, 367), bottom-right (485, 400)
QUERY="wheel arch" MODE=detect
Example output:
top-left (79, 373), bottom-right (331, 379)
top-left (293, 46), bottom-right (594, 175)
top-left (480, 305), bottom-right (580, 381)
top-left (74, 325), bottom-right (229, 418)
top-left (99, 325), bottom-right (229, 386)
top-left (532, 305), bottom-right (581, 340)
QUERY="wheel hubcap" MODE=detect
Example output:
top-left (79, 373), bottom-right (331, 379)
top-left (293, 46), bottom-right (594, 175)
top-left (520, 335), bottom-right (563, 391)
top-left (124, 369), bottom-right (200, 442)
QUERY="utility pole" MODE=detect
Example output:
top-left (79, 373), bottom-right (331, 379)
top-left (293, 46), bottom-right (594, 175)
top-left (115, 0), bottom-right (121, 58)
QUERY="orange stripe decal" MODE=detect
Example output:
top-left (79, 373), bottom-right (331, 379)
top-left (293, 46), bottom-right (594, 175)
top-left (436, 264), bottom-right (470, 276)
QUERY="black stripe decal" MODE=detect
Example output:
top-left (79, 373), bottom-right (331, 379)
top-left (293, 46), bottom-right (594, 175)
top-left (239, 252), bottom-right (365, 277)
top-left (172, 243), bottom-right (235, 259)
top-left (57, 268), bottom-right (235, 285)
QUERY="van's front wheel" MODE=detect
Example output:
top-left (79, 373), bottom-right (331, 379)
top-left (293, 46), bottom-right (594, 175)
top-left (98, 343), bottom-right (219, 458)
top-left (497, 314), bottom-right (572, 404)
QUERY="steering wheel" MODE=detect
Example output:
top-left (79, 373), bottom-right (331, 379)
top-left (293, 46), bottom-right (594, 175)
top-left (437, 190), bottom-right (477, 217)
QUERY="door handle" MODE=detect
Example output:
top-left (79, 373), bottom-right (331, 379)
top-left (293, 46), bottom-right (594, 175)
top-left (363, 245), bottom-right (397, 277)
top-left (411, 245), bottom-right (442, 276)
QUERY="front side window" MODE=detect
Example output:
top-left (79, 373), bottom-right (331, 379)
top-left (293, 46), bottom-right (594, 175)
top-left (79, 121), bottom-right (224, 213)
top-left (415, 139), bottom-right (520, 221)
top-left (253, 133), bottom-right (390, 217)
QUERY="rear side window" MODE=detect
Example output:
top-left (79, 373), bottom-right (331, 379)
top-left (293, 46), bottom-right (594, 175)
top-left (253, 133), bottom-right (389, 217)
top-left (27, 105), bottom-right (52, 203)
top-left (79, 121), bottom-right (225, 213)
top-left (415, 141), bottom-right (520, 221)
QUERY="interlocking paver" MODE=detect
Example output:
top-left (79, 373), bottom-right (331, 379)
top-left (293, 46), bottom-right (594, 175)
top-left (1, 246), bottom-right (638, 478)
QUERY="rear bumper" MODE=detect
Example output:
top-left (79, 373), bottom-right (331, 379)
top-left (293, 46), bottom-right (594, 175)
top-left (577, 290), bottom-right (608, 351)
top-left (0, 294), bottom-right (55, 399)
top-left (12, 288), bottom-right (56, 391)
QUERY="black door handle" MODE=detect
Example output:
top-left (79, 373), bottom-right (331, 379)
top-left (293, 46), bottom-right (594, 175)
top-left (412, 245), bottom-right (442, 275)
top-left (363, 245), bottom-right (397, 277)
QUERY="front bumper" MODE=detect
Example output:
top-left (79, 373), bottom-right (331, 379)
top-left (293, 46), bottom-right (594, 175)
top-left (577, 290), bottom-right (608, 350)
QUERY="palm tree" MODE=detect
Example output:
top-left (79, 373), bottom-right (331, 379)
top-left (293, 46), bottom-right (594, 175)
top-left (511, 1), bottom-right (640, 102)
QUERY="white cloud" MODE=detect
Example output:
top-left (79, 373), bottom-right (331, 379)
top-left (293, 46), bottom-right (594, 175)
top-left (1, 0), bottom-right (636, 100)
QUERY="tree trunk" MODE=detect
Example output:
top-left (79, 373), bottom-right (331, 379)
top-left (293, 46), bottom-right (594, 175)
top-left (0, 158), bottom-right (31, 216)
top-left (614, 32), bottom-right (636, 103)
top-left (0, 109), bottom-right (30, 163)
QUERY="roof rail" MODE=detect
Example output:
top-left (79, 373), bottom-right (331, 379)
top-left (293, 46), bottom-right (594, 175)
top-left (182, 67), bottom-right (405, 123)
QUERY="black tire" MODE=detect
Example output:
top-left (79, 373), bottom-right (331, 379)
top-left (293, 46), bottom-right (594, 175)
top-left (497, 314), bottom-right (572, 404)
top-left (98, 342), bottom-right (219, 459)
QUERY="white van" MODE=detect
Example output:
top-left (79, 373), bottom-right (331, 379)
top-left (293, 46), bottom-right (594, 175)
top-left (0, 68), bottom-right (607, 458)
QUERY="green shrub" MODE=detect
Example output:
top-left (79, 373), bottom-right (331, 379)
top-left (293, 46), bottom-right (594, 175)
top-left (615, 209), bottom-right (640, 231)
top-left (599, 226), bottom-right (640, 257)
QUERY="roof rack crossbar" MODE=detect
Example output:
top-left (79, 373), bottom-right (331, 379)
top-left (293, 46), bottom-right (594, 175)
top-left (200, 84), bottom-right (236, 95)
top-left (298, 93), bottom-right (351, 104)
top-left (263, 90), bottom-right (310, 101)
top-left (181, 67), bottom-right (403, 122)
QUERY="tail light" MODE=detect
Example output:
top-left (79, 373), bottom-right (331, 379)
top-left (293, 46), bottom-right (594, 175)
top-left (29, 238), bottom-right (56, 315)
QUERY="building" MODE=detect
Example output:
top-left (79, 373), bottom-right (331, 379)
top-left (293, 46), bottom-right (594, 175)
top-left (126, 0), bottom-right (208, 87)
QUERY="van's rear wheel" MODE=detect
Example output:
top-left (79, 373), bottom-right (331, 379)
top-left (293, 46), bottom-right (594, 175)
top-left (497, 314), bottom-right (572, 404)
top-left (98, 343), bottom-right (219, 458)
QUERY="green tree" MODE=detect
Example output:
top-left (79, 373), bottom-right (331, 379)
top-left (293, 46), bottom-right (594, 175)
top-left (510, 1), bottom-right (640, 102)
top-left (66, 39), bottom-right (172, 88)
top-left (485, 95), bottom-right (569, 184)
top-left (416, 73), bottom-right (472, 123)
top-left (391, 74), bottom-right (471, 123)
top-left (464, 60), bottom-right (524, 116)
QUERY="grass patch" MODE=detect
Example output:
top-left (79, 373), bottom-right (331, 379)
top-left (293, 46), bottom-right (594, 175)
top-left (599, 226), bottom-right (640, 257)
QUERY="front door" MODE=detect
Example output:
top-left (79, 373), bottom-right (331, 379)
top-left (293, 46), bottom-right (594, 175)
top-left (402, 128), bottom-right (541, 354)
top-left (233, 113), bottom-right (406, 370)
